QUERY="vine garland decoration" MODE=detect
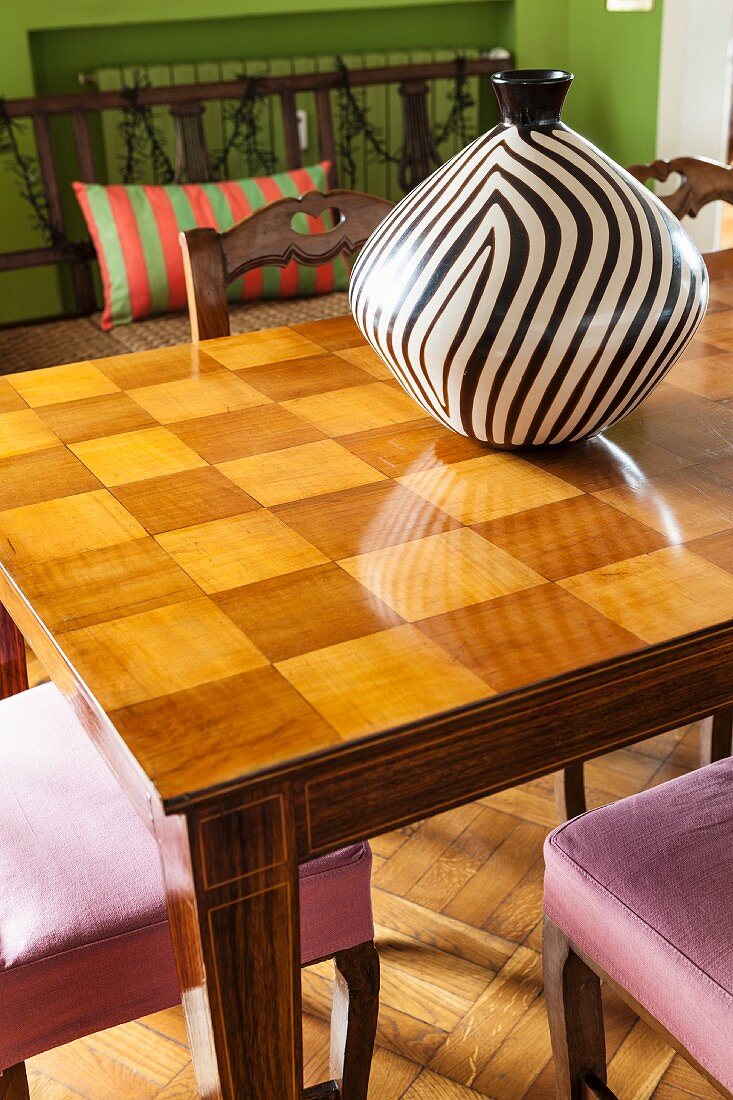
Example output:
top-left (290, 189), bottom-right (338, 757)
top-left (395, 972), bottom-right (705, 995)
top-left (0, 54), bottom-right (477, 241)
top-left (119, 71), bottom-right (174, 185)
top-left (333, 53), bottom-right (477, 189)
top-left (334, 55), bottom-right (399, 189)
top-left (432, 56), bottom-right (475, 149)
top-left (0, 97), bottom-right (54, 245)
top-left (212, 76), bottom-right (277, 178)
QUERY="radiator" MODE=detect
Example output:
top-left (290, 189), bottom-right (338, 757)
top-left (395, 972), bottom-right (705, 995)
top-left (93, 48), bottom-right (491, 199)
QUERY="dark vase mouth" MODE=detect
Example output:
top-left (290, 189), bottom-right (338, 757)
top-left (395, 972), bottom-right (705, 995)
top-left (491, 68), bottom-right (574, 127)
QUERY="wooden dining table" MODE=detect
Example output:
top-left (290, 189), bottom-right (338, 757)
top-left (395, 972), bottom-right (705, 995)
top-left (4, 258), bottom-right (733, 1099)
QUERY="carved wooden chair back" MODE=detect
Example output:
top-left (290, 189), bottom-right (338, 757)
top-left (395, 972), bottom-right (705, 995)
top-left (627, 155), bottom-right (733, 273)
top-left (180, 188), bottom-right (393, 341)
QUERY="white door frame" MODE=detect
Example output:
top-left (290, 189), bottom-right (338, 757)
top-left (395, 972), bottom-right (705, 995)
top-left (656, 0), bottom-right (733, 249)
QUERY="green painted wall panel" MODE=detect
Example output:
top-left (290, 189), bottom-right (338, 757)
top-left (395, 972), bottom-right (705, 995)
top-left (565, 0), bottom-right (663, 167)
top-left (0, 0), bottom-right (664, 325)
top-left (27, 4), bottom-right (512, 94)
top-left (514, 0), bottom-right (569, 70)
top-left (514, 0), bottom-right (661, 166)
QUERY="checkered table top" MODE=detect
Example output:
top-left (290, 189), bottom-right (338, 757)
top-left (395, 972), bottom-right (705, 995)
top-left (2, 298), bottom-right (733, 804)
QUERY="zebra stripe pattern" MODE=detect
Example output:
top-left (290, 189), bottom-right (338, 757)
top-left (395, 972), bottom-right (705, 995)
top-left (349, 124), bottom-right (708, 448)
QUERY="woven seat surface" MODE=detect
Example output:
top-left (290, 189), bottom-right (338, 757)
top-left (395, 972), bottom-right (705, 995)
top-left (0, 293), bottom-right (350, 374)
top-left (0, 318), bottom-right (130, 374)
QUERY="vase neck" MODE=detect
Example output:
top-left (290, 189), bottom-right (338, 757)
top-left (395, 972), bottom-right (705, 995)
top-left (491, 69), bottom-right (573, 127)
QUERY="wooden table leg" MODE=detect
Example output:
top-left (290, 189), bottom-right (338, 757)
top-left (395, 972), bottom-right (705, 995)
top-left (0, 1063), bottom-right (30, 1100)
top-left (154, 785), bottom-right (303, 1100)
top-left (700, 709), bottom-right (733, 764)
top-left (0, 605), bottom-right (28, 698)
top-left (554, 763), bottom-right (587, 822)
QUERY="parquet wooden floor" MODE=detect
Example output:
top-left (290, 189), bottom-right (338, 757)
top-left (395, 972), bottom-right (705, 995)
top-left (23, 648), bottom-right (719, 1099)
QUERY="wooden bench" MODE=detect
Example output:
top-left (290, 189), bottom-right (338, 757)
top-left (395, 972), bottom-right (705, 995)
top-left (0, 57), bottom-right (507, 326)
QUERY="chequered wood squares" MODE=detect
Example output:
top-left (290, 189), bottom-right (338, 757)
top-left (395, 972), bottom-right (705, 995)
top-left (3, 302), bottom-right (733, 805)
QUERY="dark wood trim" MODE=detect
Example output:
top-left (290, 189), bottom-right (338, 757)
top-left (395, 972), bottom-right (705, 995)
top-left (2, 59), bottom-right (506, 118)
top-left (154, 786), bottom-right (304, 1100)
top-left (154, 617), bottom-right (733, 834)
top-left (32, 110), bottom-right (96, 312)
top-left (182, 191), bottom-right (392, 341)
top-left (330, 942), bottom-right (380, 1100)
top-left (0, 244), bottom-right (94, 272)
top-left (0, 1063), bottom-right (30, 1100)
top-left (180, 227), bottom-right (230, 342)
top-left (280, 90), bottom-right (304, 171)
top-left (554, 763), bottom-right (587, 822)
top-left (222, 190), bottom-right (392, 278)
top-left (0, 605), bottom-right (28, 699)
top-left (701, 707), bottom-right (733, 763)
top-left (316, 88), bottom-right (338, 186)
top-left (628, 155), bottom-right (733, 220)
top-left (71, 108), bottom-right (97, 183)
top-left (583, 1076), bottom-right (619, 1100)
top-left (31, 111), bottom-right (66, 246)
top-left (170, 102), bottom-right (212, 184)
top-left (398, 79), bottom-right (441, 190)
top-left (304, 1084), bottom-right (340, 1099)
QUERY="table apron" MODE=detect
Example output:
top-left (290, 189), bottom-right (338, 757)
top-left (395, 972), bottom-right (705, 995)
top-left (293, 627), bottom-right (733, 856)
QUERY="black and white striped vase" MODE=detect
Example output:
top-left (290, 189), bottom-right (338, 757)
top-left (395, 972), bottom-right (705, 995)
top-left (349, 69), bottom-right (708, 448)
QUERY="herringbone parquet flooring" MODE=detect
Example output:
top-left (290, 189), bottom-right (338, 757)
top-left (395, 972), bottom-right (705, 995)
top-left (24, 647), bottom-right (719, 1100)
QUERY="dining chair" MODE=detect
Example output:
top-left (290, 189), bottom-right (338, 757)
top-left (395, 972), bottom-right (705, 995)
top-left (179, 188), bottom-right (394, 340)
top-left (543, 754), bottom-right (733, 1098)
top-left (0, 615), bottom-right (379, 1100)
top-left (628, 154), bottom-right (733, 275)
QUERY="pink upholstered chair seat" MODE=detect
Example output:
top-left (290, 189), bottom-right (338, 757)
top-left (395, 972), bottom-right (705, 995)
top-left (544, 758), bottom-right (733, 1090)
top-left (299, 843), bottom-right (373, 965)
top-left (1, 682), bottom-right (373, 1070)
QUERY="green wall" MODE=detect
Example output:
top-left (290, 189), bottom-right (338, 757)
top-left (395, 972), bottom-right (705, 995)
top-left (514, 0), bottom-right (663, 166)
top-left (566, 0), bottom-right (663, 165)
top-left (513, 0), bottom-right (569, 72)
top-left (29, 5), bottom-right (511, 94)
top-left (0, 0), bottom-right (663, 325)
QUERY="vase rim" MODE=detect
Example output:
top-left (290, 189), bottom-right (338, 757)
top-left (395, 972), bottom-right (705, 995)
top-left (491, 69), bottom-right (574, 86)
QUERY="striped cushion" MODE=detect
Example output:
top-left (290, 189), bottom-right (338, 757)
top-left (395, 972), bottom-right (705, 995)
top-left (73, 163), bottom-right (349, 330)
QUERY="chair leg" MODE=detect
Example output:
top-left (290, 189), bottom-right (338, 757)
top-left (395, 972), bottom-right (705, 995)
top-left (543, 917), bottom-right (608, 1100)
top-left (329, 940), bottom-right (380, 1100)
top-left (0, 1063), bottom-right (30, 1100)
top-left (701, 709), bottom-right (733, 765)
top-left (555, 763), bottom-right (587, 822)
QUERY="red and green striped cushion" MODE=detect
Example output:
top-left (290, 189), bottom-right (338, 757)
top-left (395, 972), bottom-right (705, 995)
top-left (73, 162), bottom-right (349, 330)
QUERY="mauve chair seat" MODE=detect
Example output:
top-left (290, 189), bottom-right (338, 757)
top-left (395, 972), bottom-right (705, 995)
top-left (1, 682), bottom-right (373, 1069)
top-left (544, 758), bottom-right (733, 1090)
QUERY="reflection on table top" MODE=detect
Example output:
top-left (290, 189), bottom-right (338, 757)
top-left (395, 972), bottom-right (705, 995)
top-left (2, 284), bottom-right (733, 805)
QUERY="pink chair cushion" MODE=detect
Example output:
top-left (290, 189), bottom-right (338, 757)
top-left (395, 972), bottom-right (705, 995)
top-left (544, 758), bottom-right (733, 1090)
top-left (299, 843), bottom-right (373, 965)
top-left (1, 682), bottom-right (373, 1068)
